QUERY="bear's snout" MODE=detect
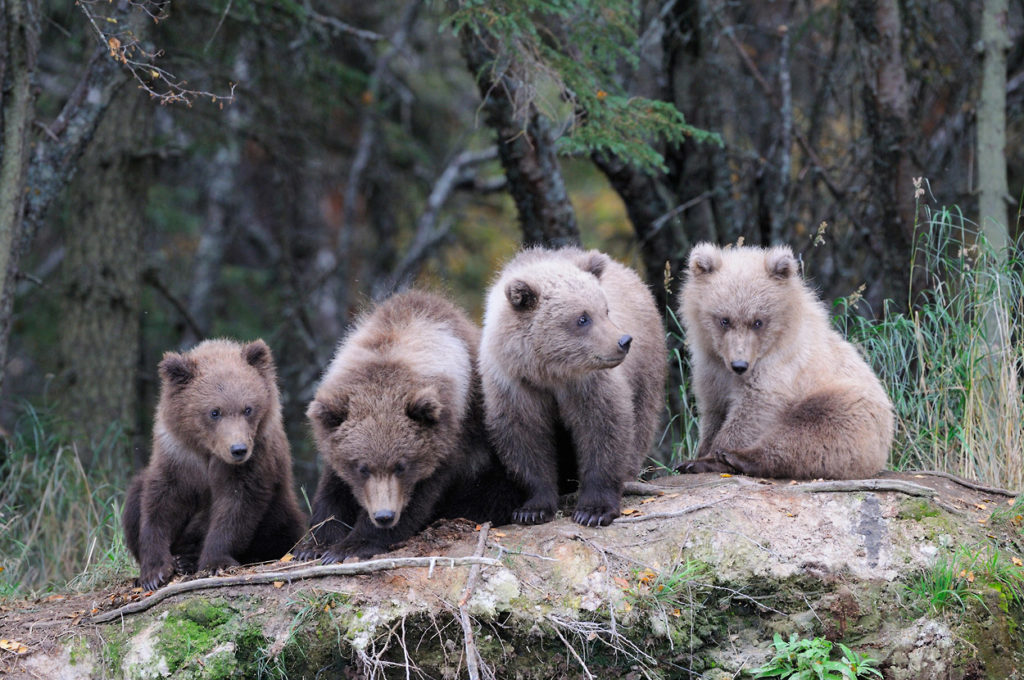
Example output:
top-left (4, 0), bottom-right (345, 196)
top-left (230, 443), bottom-right (249, 461)
top-left (373, 509), bottom-right (396, 527)
top-left (730, 360), bottom-right (749, 375)
top-left (618, 335), bottom-right (632, 353)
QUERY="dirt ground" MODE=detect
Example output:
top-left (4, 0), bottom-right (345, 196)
top-left (1, 470), bottom-right (1019, 678)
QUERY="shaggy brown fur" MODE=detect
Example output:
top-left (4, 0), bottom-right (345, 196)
top-left (122, 339), bottom-right (305, 591)
top-left (480, 247), bottom-right (667, 527)
top-left (296, 290), bottom-right (520, 564)
top-left (676, 243), bottom-right (894, 479)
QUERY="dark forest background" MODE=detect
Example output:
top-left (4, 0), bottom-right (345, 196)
top-left (2, 0), bottom-right (1023, 493)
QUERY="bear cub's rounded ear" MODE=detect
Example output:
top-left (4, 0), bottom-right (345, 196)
top-left (688, 242), bottom-right (722, 277)
top-left (577, 251), bottom-right (609, 279)
top-left (406, 387), bottom-right (442, 426)
top-left (765, 246), bottom-right (798, 280)
top-left (506, 280), bottom-right (538, 311)
top-left (242, 339), bottom-right (274, 372)
top-left (308, 398), bottom-right (348, 430)
top-left (159, 352), bottom-right (197, 387)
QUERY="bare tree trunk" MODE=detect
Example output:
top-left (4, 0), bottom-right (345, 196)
top-left (460, 29), bottom-right (580, 248)
top-left (56, 82), bottom-right (148, 463)
top-left (848, 0), bottom-right (918, 303)
top-left (0, 0), bottom-right (39, 396)
top-left (978, 0), bottom-right (1011, 249)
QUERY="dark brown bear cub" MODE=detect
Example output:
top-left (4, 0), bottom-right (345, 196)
top-left (296, 290), bottom-right (519, 564)
top-left (480, 247), bottom-right (668, 527)
top-left (122, 339), bottom-right (305, 590)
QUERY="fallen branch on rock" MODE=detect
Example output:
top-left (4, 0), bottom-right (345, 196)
top-left (792, 479), bottom-right (937, 497)
top-left (459, 522), bottom-right (491, 680)
top-left (908, 470), bottom-right (1018, 498)
top-left (89, 555), bottom-right (499, 624)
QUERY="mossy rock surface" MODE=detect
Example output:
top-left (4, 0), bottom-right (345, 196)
top-left (3, 472), bottom-right (1022, 679)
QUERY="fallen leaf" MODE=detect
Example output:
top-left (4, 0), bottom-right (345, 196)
top-left (1012, 557), bottom-right (1023, 567)
top-left (664, 493), bottom-right (680, 498)
top-left (492, 531), bottom-right (507, 538)
top-left (0, 639), bottom-right (29, 655)
top-left (45, 594), bottom-right (65, 602)
top-left (273, 581), bottom-right (284, 589)
top-left (587, 631), bottom-right (598, 641)
top-left (786, 512), bottom-right (797, 518)
top-left (475, 524), bottom-right (482, 531)
top-left (637, 569), bottom-right (657, 585)
top-left (914, 474), bottom-right (925, 478)
top-left (0, 566), bottom-right (4, 573)
top-left (621, 508), bottom-right (639, 516)
top-left (279, 553), bottom-right (294, 563)
top-left (789, 480), bottom-right (798, 485)
top-left (720, 473), bottom-right (732, 478)
top-left (977, 518), bottom-right (987, 525)
top-left (613, 576), bottom-right (631, 589)
top-left (670, 608), bottom-right (682, 617)
top-left (975, 504), bottom-right (987, 511)
top-left (640, 497), bottom-right (659, 504)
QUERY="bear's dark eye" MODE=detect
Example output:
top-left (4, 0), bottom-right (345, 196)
top-left (394, 461), bottom-right (406, 474)
top-left (577, 313), bottom-right (591, 327)
top-left (210, 408), bottom-right (221, 420)
top-left (243, 406), bottom-right (253, 417)
top-left (357, 464), bottom-right (370, 479)
top-left (752, 319), bottom-right (763, 329)
top-left (719, 317), bottom-right (730, 328)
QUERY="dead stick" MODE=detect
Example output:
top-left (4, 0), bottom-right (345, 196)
top-left (459, 522), bottom-right (491, 680)
top-left (908, 470), bottom-right (1018, 498)
top-left (89, 556), bottom-right (498, 624)
top-left (613, 497), bottom-right (732, 524)
top-left (793, 479), bottom-right (936, 497)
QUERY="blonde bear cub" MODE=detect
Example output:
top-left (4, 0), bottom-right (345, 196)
top-left (677, 243), bottom-right (893, 479)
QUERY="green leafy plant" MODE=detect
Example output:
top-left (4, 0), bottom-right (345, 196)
top-left (907, 546), bottom-right (1024, 614)
top-left (750, 633), bottom-right (882, 679)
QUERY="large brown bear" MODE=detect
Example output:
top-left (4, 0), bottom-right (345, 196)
top-left (122, 339), bottom-right (305, 590)
top-left (296, 290), bottom-right (520, 564)
top-left (676, 243), bottom-right (894, 479)
top-left (480, 247), bottom-right (667, 527)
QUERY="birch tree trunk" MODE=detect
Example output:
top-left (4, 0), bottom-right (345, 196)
top-left (977, 0), bottom-right (1010, 250)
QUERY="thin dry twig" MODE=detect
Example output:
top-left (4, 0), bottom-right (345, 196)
top-left (89, 556), bottom-right (498, 624)
top-left (613, 496), bottom-right (734, 524)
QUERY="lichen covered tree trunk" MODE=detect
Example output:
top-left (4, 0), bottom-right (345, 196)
top-left (56, 83), bottom-right (148, 459)
top-left (460, 29), bottom-right (580, 249)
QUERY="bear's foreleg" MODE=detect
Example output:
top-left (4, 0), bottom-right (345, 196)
top-left (485, 379), bottom-right (561, 525)
top-left (557, 375), bottom-right (636, 527)
top-left (198, 463), bottom-right (275, 572)
top-left (136, 472), bottom-right (197, 590)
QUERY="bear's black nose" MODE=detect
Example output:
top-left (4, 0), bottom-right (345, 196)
top-left (730, 361), bottom-right (748, 375)
top-left (374, 510), bottom-right (396, 526)
top-left (618, 335), bottom-right (633, 352)
top-left (230, 443), bottom-right (248, 460)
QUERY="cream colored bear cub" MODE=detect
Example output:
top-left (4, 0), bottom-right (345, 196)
top-left (676, 243), bottom-right (893, 479)
top-left (480, 247), bottom-right (667, 527)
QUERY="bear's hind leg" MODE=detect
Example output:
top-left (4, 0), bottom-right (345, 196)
top-left (714, 388), bottom-right (890, 480)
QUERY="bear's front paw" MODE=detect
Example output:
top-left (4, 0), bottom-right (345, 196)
top-left (294, 542), bottom-right (325, 562)
top-left (138, 557), bottom-right (175, 591)
top-left (512, 504), bottom-right (555, 525)
top-left (198, 554), bottom-right (241, 574)
top-left (676, 455), bottom-right (735, 474)
top-left (321, 539), bottom-right (387, 564)
top-left (572, 504), bottom-right (619, 527)
top-left (172, 553), bottom-right (199, 575)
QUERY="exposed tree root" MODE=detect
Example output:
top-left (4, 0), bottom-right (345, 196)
top-left (459, 522), bottom-right (491, 680)
top-left (793, 479), bottom-right (937, 497)
top-left (908, 470), bottom-right (1019, 498)
top-left (88, 555), bottom-right (499, 624)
